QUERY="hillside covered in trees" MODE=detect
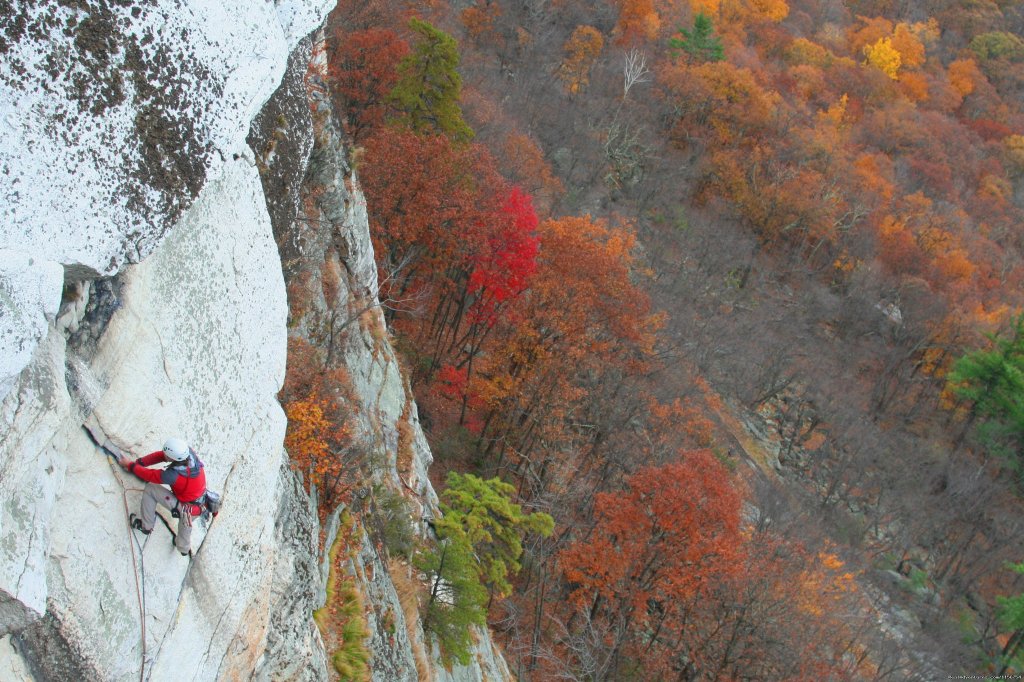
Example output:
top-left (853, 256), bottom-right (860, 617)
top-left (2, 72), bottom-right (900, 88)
top-left (286, 0), bottom-right (1024, 678)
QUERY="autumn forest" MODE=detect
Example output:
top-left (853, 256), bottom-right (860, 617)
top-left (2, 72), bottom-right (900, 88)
top-left (282, 0), bottom-right (1024, 678)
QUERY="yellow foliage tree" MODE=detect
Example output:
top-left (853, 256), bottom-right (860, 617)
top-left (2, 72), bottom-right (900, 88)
top-left (689, 0), bottom-right (721, 17)
top-left (749, 0), bottom-right (789, 22)
top-left (818, 93), bottom-right (849, 128)
top-left (864, 37), bottom-right (901, 79)
top-left (979, 173), bottom-right (1013, 202)
top-left (718, 0), bottom-right (788, 27)
top-left (287, 396), bottom-right (353, 505)
top-left (559, 25), bottom-right (605, 94)
top-left (285, 396), bottom-right (334, 480)
top-left (281, 345), bottom-right (357, 506)
top-left (784, 37), bottom-right (832, 67)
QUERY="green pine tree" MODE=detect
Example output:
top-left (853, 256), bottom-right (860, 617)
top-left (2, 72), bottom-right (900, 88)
top-left (996, 562), bottom-right (1024, 674)
top-left (415, 535), bottom-right (488, 666)
top-left (415, 472), bottom-right (553, 664)
top-left (669, 13), bottom-right (725, 63)
top-left (947, 314), bottom-right (1024, 485)
top-left (435, 472), bottom-right (554, 599)
top-left (388, 18), bottom-right (474, 142)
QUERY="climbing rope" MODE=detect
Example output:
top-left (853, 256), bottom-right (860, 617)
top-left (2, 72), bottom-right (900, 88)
top-left (87, 425), bottom-right (199, 679)
top-left (114, 481), bottom-right (187, 680)
top-left (129, 513), bottom-right (147, 646)
top-left (83, 422), bottom-right (148, 680)
top-left (111, 469), bottom-right (147, 682)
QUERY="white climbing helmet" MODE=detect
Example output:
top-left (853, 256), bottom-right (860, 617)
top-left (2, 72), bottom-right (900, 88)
top-left (162, 437), bottom-right (190, 462)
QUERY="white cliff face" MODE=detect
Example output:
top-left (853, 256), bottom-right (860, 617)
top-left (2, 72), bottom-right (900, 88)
top-left (0, 0), bottom-right (332, 679)
top-left (0, 152), bottom-right (296, 680)
top-left (0, 0), bottom-right (332, 399)
top-left (0, 255), bottom-right (64, 402)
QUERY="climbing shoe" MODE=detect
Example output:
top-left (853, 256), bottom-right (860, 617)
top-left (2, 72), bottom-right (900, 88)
top-left (129, 514), bottom-right (151, 535)
top-left (171, 537), bottom-right (191, 558)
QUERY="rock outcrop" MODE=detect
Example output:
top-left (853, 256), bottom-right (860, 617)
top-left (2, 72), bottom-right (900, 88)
top-left (271, 51), bottom-right (513, 682)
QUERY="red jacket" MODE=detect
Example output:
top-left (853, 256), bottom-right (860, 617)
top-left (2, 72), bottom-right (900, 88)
top-left (131, 450), bottom-right (207, 506)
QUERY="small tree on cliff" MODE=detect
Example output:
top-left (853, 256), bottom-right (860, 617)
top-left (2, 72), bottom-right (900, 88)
top-left (416, 472), bottom-right (553, 663)
top-left (388, 18), bottom-right (474, 142)
top-left (996, 562), bottom-right (1024, 674)
top-left (435, 472), bottom-right (554, 599)
top-left (415, 533), bottom-right (488, 666)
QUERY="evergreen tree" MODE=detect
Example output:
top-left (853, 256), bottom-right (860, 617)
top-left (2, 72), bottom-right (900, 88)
top-left (415, 535), bottom-right (488, 666)
top-left (947, 314), bottom-right (1024, 484)
top-left (996, 562), bottom-right (1024, 674)
top-left (388, 18), bottom-right (474, 142)
top-left (415, 472), bottom-right (553, 664)
top-left (435, 472), bottom-right (554, 599)
top-left (669, 13), bottom-right (724, 63)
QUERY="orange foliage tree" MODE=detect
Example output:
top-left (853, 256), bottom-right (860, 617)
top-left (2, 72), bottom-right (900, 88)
top-left (281, 338), bottom-right (356, 506)
top-left (359, 128), bottom-right (497, 305)
top-left (327, 28), bottom-right (410, 141)
top-left (948, 57), bottom-right (983, 99)
top-left (499, 132), bottom-right (565, 214)
top-left (660, 61), bottom-right (778, 147)
top-left (613, 0), bottom-right (660, 44)
top-left (559, 25), bottom-right (605, 94)
top-left (558, 453), bottom-right (742, 677)
top-left (359, 127), bottom-right (540, 374)
top-left (735, 0), bottom-right (789, 24)
top-left (469, 214), bottom-right (661, 480)
top-left (461, 1), bottom-right (501, 44)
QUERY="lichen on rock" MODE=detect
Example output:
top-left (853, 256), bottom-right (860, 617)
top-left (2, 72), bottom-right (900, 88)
top-left (0, 0), bottom-right (333, 399)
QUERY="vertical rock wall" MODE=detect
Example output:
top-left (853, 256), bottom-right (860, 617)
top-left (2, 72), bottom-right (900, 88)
top-left (0, 1), bottom-right (333, 680)
top-left (0, 152), bottom-right (310, 681)
top-left (282, 60), bottom-right (514, 681)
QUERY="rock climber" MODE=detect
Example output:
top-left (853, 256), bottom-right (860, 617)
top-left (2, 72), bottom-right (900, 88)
top-left (117, 437), bottom-right (207, 556)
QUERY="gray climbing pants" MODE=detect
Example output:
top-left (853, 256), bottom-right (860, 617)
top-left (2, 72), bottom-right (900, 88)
top-left (140, 482), bottom-right (193, 554)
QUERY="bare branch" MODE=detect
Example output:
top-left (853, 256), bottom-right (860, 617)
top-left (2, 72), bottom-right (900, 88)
top-left (622, 48), bottom-right (651, 98)
top-left (334, 249), bottom-right (427, 332)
